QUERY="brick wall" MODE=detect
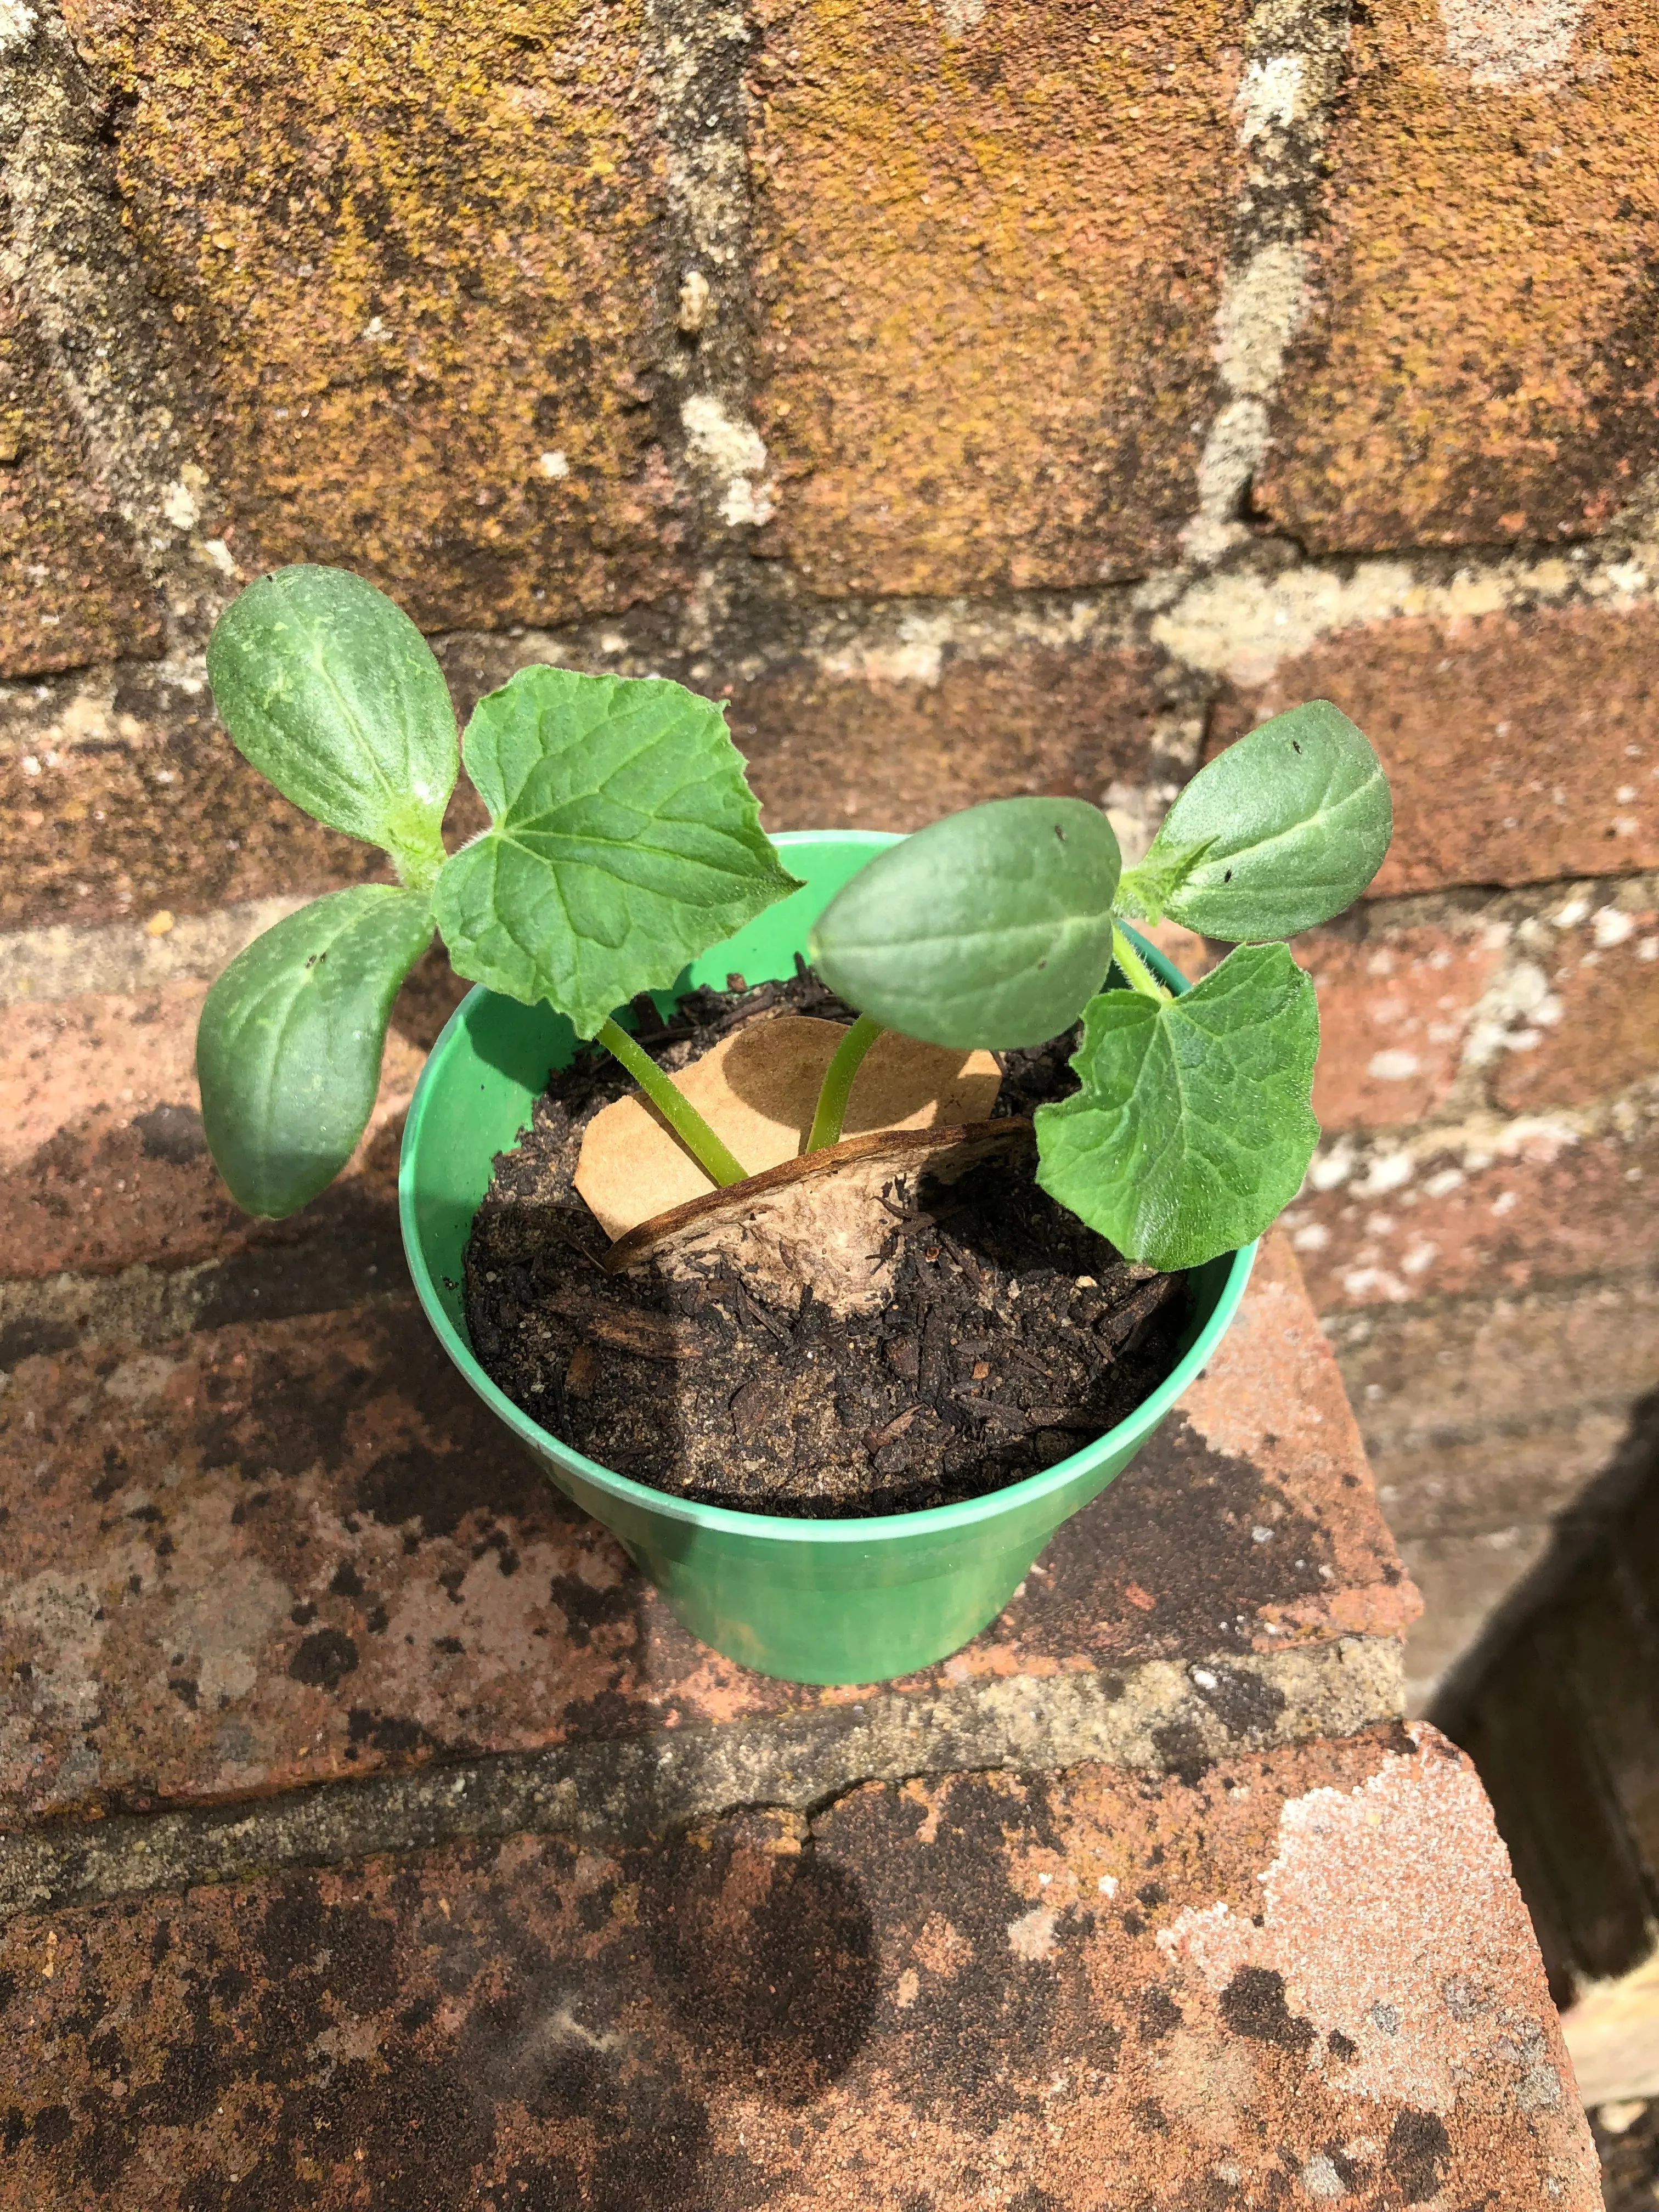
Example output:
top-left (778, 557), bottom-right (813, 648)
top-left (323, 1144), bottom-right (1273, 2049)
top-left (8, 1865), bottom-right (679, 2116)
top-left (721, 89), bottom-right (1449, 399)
top-left (3, 0), bottom-right (1657, 1710)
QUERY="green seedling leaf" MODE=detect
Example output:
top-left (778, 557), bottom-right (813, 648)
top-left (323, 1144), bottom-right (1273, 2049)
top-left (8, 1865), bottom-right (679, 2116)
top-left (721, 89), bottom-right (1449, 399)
top-left (431, 665), bottom-right (799, 1037)
top-left (1034, 942), bottom-right (1319, 1269)
top-left (1119, 701), bottom-right (1390, 940)
top-left (207, 565), bottom-right (458, 887)
top-left (198, 885), bottom-right (433, 1217)
top-left (807, 797), bottom-right (1122, 1049)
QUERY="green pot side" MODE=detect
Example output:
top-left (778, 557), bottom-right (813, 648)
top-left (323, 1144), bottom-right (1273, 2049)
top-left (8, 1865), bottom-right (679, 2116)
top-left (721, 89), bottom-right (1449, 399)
top-left (399, 830), bottom-right (1256, 1685)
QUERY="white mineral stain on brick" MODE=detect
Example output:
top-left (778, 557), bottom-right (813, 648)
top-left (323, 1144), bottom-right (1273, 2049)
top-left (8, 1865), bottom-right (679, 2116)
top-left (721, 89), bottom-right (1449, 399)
top-left (162, 1529), bottom-right (290, 1714)
top-left (818, 612), bottom-right (955, 689)
top-left (1439, 0), bottom-right (1587, 85)
top-left (1154, 563), bottom-right (1413, 681)
top-left (0, 1550), bottom-right (145, 1799)
top-left (1007, 1906), bottom-right (1058, 1961)
top-left (1365, 1048), bottom-right (1421, 1081)
top-left (102, 1353), bottom-right (181, 1404)
top-left (160, 469), bottom-right (205, 533)
top-left (1149, 551), bottom-right (1588, 685)
top-left (1158, 1731), bottom-right (1566, 2115)
top-left (1463, 957), bottom-right (1558, 1068)
top-left (1216, 244), bottom-right (1309, 401)
top-left (1301, 2153), bottom-right (1345, 2199)
top-left (1235, 53), bottom-right (1307, 141)
top-left (1358, 1150), bottom-right (1414, 1196)
top-left (680, 394), bottom-right (776, 528)
top-left (1493, 1115), bottom-right (1578, 1163)
top-left (1308, 1142), bottom-right (1355, 1192)
top-left (1185, 245), bottom-right (1309, 562)
top-left (0, 0), bottom-right (34, 55)
top-left (1593, 906), bottom-right (1637, 948)
top-left (0, 894), bottom-right (309, 1009)
top-left (1180, 0), bottom-right (1352, 568)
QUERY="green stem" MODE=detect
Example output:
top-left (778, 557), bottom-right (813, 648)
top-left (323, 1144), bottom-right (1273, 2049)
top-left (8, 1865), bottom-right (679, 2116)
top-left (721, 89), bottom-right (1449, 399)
top-left (393, 833), bottom-right (448, 899)
top-left (595, 1016), bottom-right (750, 1188)
top-left (805, 1013), bottom-right (884, 1153)
top-left (1111, 922), bottom-right (1171, 1002)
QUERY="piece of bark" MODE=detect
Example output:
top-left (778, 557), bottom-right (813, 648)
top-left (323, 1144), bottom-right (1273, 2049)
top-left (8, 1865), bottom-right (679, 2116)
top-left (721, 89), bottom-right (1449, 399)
top-left (605, 1119), bottom-right (1035, 1321)
top-left (574, 1015), bottom-right (1001, 1240)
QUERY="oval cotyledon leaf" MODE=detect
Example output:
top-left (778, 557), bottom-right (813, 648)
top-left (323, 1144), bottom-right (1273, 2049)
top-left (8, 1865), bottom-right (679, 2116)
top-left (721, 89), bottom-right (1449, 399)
top-left (206, 565), bottom-right (458, 887)
top-left (1118, 701), bottom-right (1391, 941)
top-left (197, 885), bottom-right (434, 1217)
top-left (808, 797), bottom-right (1122, 1049)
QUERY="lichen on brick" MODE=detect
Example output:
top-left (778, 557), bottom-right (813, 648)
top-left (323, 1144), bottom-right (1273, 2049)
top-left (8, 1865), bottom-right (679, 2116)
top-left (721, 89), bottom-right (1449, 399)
top-left (0, 289), bottom-right (160, 677)
top-left (63, 0), bottom-right (687, 628)
top-left (1261, 0), bottom-right (1659, 549)
top-left (746, 0), bottom-right (1244, 595)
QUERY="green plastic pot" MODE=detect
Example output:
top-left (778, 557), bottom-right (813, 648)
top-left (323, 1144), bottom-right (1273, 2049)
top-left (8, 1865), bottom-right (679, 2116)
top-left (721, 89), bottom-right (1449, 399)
top-left (399, 830), bottom-right (1255, 1686)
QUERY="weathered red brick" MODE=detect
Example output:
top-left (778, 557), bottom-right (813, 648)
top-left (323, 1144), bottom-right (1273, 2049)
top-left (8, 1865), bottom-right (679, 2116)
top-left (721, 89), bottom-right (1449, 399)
top-left (0, 969), bottom-right (431, 1282)
top-left (0, 1734), bottom-right (1596, 2211)
top-left (1211, 603), bottom-right (1659, 893)
top-left (730, 646), bottom-right (1172, 832)
top-left (0, 670), bottom-right (491, 933)
top-left (1396, 1529), bottom-right (1554, 1708)
top-left (0, 1237), bottom-right (1411, 1824)
top-left (1493, 901), bottom-right (1659, 1110)
top-left (1260, 0), bottom-right (1659, 550)
top-left (1333, 1276), bottom-right (1659, 1588)
top-left (1284, 1118), bottom-right (1659, 1311)
top-left (1333, 1276), bottom-right (1659, 1488)
top-left (1375, 1412), bottom-right (1635, 1546)
top-left (1329, 1277), bottom-right (1659, 1700)
top-left (746, 0), bottom-right (1240, 594)
top-left (64, 0), bottom-right (685, 630)
top-left (1299, 921), bottom-right (1503, 1131)
top-left (0, 290), bottom-right (161, 678)
top-left (0, 673), bottom-right (381, 932)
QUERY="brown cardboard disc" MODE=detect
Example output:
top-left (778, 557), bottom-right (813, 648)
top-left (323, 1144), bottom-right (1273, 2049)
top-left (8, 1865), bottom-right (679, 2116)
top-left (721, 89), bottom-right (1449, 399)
top-left (573, 1014), bottom-right (1001, 1241)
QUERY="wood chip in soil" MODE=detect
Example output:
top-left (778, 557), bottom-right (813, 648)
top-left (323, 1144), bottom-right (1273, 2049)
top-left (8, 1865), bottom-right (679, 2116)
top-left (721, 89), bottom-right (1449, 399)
top-left (465, 970), bottom-right (1190, 1519)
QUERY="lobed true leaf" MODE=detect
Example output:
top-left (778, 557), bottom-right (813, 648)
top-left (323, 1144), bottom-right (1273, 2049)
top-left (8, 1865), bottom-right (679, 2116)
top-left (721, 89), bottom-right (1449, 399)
top-left (1033, 941), bottom-right (1321, 1269)
top-left (431, 665), bottom-right (799, 1038)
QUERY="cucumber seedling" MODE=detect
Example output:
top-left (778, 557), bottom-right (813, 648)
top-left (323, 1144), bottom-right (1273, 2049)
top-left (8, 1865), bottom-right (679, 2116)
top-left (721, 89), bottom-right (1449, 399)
top-left (196, 563), bottom-right (1391, 1273)
top-left (806, 706), bottom-right (1392, 1268)
top-left (196, 563), bottom-right (798, 1215)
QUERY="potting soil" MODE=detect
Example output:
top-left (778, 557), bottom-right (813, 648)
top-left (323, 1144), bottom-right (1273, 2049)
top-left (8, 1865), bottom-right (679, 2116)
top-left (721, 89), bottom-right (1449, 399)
top-left (465, 973), bottom-right (1189, 1519)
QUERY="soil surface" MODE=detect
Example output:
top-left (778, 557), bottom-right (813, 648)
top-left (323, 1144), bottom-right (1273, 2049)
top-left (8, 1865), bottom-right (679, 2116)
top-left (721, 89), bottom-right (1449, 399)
top-left (465, 972), bottom-right (1190, 1518)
